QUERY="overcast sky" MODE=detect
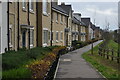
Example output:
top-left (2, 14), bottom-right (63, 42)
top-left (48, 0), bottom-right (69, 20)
top-left (58, 0), bottom-right (119, 30)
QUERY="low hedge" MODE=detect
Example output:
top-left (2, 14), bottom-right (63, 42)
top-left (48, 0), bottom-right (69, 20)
top-left (2, 46), bottom-right (58, 71)
top-left (2, 46), bottom-right (66, 79)
top-left (72, 39), bottom-right (100, 49)
top-left (26, 46), bottom-right (66, 79)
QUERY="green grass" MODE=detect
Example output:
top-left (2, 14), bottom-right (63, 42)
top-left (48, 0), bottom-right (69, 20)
top-left (82, 42), bottom-right (120, 79)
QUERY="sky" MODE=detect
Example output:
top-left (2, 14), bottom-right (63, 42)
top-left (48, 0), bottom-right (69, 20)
top-left (58, 0), bottom-right (119, 30)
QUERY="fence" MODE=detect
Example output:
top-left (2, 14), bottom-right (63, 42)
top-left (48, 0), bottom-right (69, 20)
top-left (98, 47), bottom-right (120, 63)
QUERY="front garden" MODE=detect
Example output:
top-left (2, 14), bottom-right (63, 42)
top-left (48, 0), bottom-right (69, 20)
top-left (2, 46), bottom-right (66, 79)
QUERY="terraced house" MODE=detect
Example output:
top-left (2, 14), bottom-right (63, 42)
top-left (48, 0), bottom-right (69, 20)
top-left (81, 18), bottom-right (93, 41)
top-left (71, 16), bottom-right (79, 41)
top-left (8, 0), bottom-right (37, 51)
top-left (59, 3), bottom-right (73, 46)
top-left (73, 13), bottom-right (86, 42)
top-left (52, 2), bottom-right (68, 46)
top-left (40, 0), bottom-right (51, 47)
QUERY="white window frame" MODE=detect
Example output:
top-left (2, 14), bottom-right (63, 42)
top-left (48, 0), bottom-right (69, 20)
top-left (29, 0), bottom-right (34, 12)
top-left (9, 25), bottom-right (13, 48)
top-left (22, 0), bottom-right (26, 11)
top-left (60, 31), bottom-right (63, 41)
top-left (56, 31), bottom-right (59, 42)
top-left (60, 14), bottom-right (63, 23)
top-left (43, 0), bottom-right (48, 16)
top-left (43, 28), bottom-right (49, 46)
top-left (30, 28), bottom-right (34, 48)
top-left (56, 13), bottom-right (58, 22)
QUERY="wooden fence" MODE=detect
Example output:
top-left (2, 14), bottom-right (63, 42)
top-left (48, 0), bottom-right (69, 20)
top-left (98, 47), bottom-right (120, 63)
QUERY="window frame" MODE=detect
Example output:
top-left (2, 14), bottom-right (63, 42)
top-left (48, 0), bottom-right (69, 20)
top-left (30, 28), bottom-right (34, 48)
top-left (22, 0), bottom-right (27, 11)
top-left (43, 0), bottom-right (48, 16)
top-left (29, 0), bottom-right (34, 13)
top-left (56, 31), bottom-right (59, 42)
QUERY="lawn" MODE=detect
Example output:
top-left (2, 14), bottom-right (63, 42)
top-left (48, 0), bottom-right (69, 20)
top-left (82, 42), bottom-right (120, 79)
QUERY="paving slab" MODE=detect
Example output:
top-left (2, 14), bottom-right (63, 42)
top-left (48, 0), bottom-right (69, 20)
top-left (55, 40), bottom-right (105, 79)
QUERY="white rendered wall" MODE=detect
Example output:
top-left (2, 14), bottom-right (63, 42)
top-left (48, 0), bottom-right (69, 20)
top-left (0, 2), bottom-right (8, 54)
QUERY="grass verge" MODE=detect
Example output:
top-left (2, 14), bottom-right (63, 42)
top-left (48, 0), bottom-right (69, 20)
top-left (82, 42), bottom-right (120, 80)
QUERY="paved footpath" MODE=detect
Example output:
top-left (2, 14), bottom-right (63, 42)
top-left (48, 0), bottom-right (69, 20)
top-left (54, 40), bottom-right (105, 79)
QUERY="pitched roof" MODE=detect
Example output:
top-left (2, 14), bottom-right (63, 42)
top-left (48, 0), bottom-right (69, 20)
top-left (91, 24), bottom-right (100, 30)
top-left (81, 21), bottom-right (87, 27)
top-left (58, 4), bottom-right (72, 15)
top-left (72, 16), bottom-right (80, 25)
top-left (52, 3), bottom-right (68, 16)
top-left (81, 18), bottom-right (91, 27)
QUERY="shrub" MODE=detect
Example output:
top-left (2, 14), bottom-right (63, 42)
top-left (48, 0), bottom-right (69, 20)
top-left (72, 40), bottom-right (88, 49)
top-left (2, 47), bottom-right (54, 71)
top-left (27, 53), bottom-right (57, 79)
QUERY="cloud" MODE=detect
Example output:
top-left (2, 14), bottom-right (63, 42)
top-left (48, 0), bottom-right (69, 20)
top-left (86, 8), bottom-right (117, 16)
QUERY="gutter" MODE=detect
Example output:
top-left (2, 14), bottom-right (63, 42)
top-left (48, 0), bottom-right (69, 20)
top-left (36, 2), bottom-right (38, 47)
top-left (50, 1), bottom-right (53, 46)
top-left (28, 1), bottom-right (30, 49)
top-left (7, 0), bottom-right (9, 51)
top-left (17, 0), bottom-right (19, 50)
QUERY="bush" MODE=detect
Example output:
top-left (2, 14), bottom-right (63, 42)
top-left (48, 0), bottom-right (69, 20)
top-left (72, 40), bottom-right (88, 49)
top-left (2, 47), bottom-right (55, 71)
top-left (2, 46), bottom-right (63, 79)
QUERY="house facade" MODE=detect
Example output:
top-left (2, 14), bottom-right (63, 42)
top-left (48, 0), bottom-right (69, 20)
top-left (0, 2), bottom-right (8, 53)
top-left (52, 3), bottom-right (68, 46)
top-left (80, 22), bottom-right (86, 42)
top-left (71, 16), bottom-right (79, 41)
top-left (41, 0), bottom-right (51, 47)
top-left (81, 18), bottom-right (92, 41)
top-left (73, 13), bottom-right (86, 42)
top-left (8, 0), bottom-right (37, 51)
top-left (59, 3), bottom-right (73, 46)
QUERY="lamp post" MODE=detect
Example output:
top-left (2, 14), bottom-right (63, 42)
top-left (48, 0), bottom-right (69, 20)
top-left (91, 19), bottom-right (95, 55)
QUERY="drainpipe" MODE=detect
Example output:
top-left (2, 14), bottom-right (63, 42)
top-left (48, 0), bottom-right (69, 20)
top-left (17, 0), bottom-right (19, 50)
top-left (36, 2), bottom-right (38, 47)
top-left (66, 17), bottom-right (68, 46)
top-left (28, 1), bottom-right (30, 49)
top-left (7, 0), bottom-right (9, 51)
top-left (50, 1), bottom-right (53, 46)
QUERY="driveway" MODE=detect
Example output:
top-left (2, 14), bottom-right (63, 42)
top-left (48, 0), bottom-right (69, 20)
top-left (54, 40), bottom-right (105, 79)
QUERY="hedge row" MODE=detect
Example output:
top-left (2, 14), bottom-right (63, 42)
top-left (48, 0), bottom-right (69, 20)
top-left (72, 39), bottom-right (99, 49)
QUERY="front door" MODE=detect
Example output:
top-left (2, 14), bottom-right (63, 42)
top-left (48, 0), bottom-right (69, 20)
top-left (22, 30), bottom-right (26, 48)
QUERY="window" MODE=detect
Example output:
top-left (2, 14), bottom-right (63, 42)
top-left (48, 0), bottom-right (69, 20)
top-left (29, 0), bottom-right (34, 12)
top-left (56, 13), bottom-right (58, 21)
top-left (43, 0), bottom-right (47, 14)
top-left (43, 30), bottom-right (48, 43)
top-left (60, 32), bottom-right (63, 40)
top-left (22, 0), bottom-right (26, 10)
top-left (56, 32), bottom-right (59, 41)
top-left (48, 31), bottom-right (50, 41)
top-left (30, 29), bottom-right (34, 48)
top-left (61, 15), bottom-right (63, 22)
top-left (9, 25), bottom-right (12, 47)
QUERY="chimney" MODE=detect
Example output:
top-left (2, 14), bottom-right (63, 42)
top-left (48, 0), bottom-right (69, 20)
top-left (53, 0), bottom-right (58, 5)
top-left (61, 2), bottom-right (65, 5)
